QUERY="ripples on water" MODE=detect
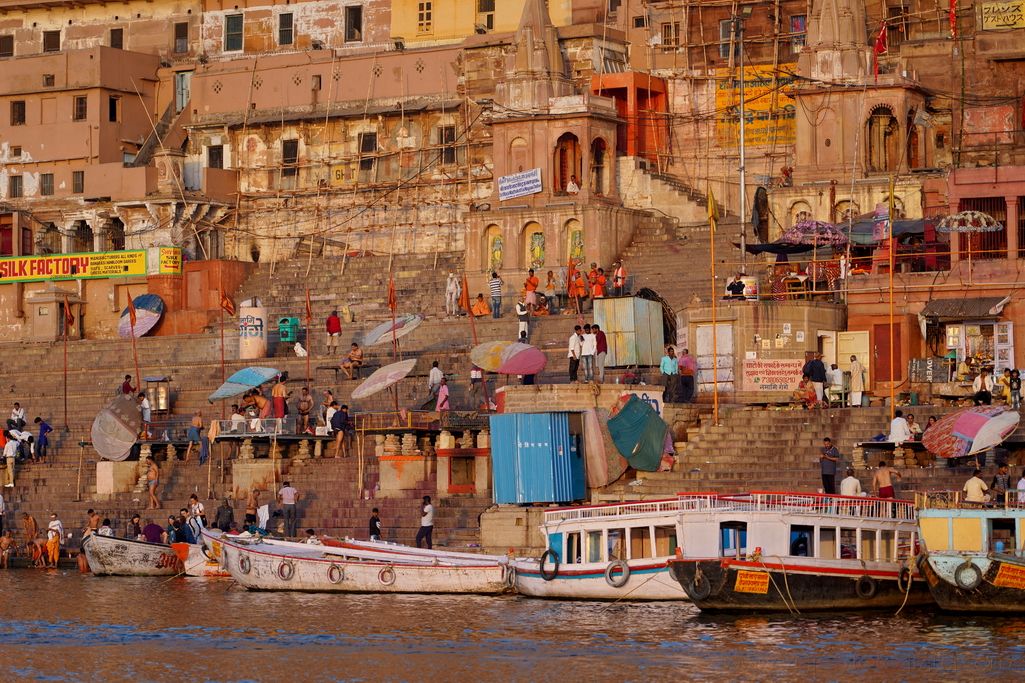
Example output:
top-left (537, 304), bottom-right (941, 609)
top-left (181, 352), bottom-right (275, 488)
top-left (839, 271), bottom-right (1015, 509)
top-left (1, 571), bottom-right (1023, 682)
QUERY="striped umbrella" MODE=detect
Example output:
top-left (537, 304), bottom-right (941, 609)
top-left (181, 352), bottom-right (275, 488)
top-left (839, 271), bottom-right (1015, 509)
top-left (922, 406), bottom-right (1020, 459)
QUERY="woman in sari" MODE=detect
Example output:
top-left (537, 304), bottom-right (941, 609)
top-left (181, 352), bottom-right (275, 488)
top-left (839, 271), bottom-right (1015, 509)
top-left (792, 374), bottom-right (817, 409)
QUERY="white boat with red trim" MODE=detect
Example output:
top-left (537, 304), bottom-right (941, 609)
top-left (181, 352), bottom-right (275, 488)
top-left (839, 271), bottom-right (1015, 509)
top-left (210, 529), bottom-right (511, 594)
top-left (81, 533), bottom-right (183, 576)
top-left (666, 492), bottom-right (933, 612)
top-left (509, 496), bottom-right (716, 601)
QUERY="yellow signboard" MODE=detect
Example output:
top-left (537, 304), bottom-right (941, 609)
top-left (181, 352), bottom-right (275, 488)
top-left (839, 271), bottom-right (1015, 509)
top-left (982, 1), bottom-right (1025, 29)
top-left (0, 250), bottom-right (147, 284)
top-left (734, 569), bottom-right (771, 594)
top-left (992, 562), bottom-right (1025, 589)
top-left (715, 66), bottom-right (796, 148)
top-left (158, 247), bottom-right (182, 274)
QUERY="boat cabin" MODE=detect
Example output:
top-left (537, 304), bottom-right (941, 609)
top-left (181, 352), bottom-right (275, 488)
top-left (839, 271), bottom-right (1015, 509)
top-left (540, 496), bottom-right (717, 566)
top-left (677, 493), bottom-right (919, 565)
top-left (917, 492), bottom-right (1025, 556)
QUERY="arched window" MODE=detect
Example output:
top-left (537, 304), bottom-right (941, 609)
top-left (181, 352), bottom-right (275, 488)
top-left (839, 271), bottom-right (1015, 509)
top-left (833, 200), bottom-right (860, 224)
top-left (523, 221), bottom-right (545, 270)
top-left (509, 137), bottom-right (528, 174)
top-left (789, 200), bottom-right (813, 226)
top-left (483, 224), bottom-right (504, 273)
top-left (866, 105), bottom-right (900, 173)
top-left (553, 133), bottom-right (581, 194)
top-left (71, 220), bottom-right (92, 253)
top-left (107, 218), bottom-right (126, 251)
top-left (590, 138), bottom-right (609, 195)
top-left (565, 219), bottom-right (584, 267)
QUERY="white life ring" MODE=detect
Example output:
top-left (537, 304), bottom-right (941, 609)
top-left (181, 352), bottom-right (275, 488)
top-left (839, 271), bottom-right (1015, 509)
top-left (378, 566), bottom-right (396, 586)
top-left (277, 559), bottom-right (295, 581)
top-left (604, 560), bottom-right (631, 588)
top-left (328, 563), bottom-right (345, 584)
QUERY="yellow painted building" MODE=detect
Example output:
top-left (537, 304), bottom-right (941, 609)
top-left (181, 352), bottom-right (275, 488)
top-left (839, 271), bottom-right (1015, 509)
top-left (391, 0), bottom-right (573, 44)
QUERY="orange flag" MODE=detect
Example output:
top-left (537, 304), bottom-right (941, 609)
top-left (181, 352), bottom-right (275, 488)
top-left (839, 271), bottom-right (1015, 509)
top-left (126, 292), bottom-right (137, 329)
top-left (387, 276), bottom-right (397, 312)
top-left (459, 274), bottom-right (472, 315)
top-left (63, 295), bottom-right (74, 329)
top-left (305, 288), bottom-right (313, 322)
top-left (220, 290), bottom-right (236, 316)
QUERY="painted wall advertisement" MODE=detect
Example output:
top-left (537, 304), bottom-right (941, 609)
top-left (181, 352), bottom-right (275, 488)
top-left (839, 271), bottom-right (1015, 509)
top-left (981, 1), bottom-right (1025, 29)
top-left (498, 168), bottom-right (543, 201)
top-left (715, 65), bottom-right (796, 148)
top-left (158, 247), bottom-right (183, 274)
top-left (0, 250), bottom-right (147, 284)
top-left (742, 359), bottom-right (805, 392)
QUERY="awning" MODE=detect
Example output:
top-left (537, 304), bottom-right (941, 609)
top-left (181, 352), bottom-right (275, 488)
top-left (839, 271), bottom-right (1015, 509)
top-left (848, 219), bottom-right (929, 245)
top-left (920, 297), bottom-right (1007, 322)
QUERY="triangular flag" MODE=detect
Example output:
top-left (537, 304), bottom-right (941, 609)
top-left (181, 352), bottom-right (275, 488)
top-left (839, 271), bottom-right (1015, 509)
top-left (707, 186), bottom-right (719, 232)
top-left (126, 291), bottom-right (137, 330)
top-left (220, 290), bottom-right (236, 316)
top-left (63, 295), bottom-right (74, 329)
top-left (459, 274), bottom-right (472, 315)
top-left (387, 276), bottom-right (397, 312)
top-left (305, 288), bottom-right (313, 322)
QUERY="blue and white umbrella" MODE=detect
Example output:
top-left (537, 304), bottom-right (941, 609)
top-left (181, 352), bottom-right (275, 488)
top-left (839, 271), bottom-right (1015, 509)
top-left (208, 366), bottom-right (280, 402)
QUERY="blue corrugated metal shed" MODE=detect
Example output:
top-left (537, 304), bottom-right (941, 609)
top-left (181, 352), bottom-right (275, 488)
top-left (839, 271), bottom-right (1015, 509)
top-left (489, 412), bottom-right (585, 504)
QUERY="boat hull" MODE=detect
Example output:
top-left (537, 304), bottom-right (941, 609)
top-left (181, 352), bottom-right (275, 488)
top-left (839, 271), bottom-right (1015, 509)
top-left (918, 552), bottom-right (1025, 613)
top-left (511, 559), bottom-right (684, 601)
top-left (181, 542), bottom-right (230, 578)
top-left (668, 558), bottom-right (932, 612)
top-left (221, 539), bottom-right (509, 594)
top-left (82, 534), bottom-right (182, 577)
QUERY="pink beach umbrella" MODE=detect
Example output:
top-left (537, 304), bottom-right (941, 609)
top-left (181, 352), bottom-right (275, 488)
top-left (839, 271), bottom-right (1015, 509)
top-left (922, 406), bottom-right (1020, 459)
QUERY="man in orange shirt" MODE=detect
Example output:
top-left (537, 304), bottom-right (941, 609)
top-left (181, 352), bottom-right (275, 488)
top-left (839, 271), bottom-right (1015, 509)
top-left (590, 267), bottom-right (607, 300)
top-left (524, 269), bottom-right (540, 314)
top-left (570, 269), bottom-right (587, 313)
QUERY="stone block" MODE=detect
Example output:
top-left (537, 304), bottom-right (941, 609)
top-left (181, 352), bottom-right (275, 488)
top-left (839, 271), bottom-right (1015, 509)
top-left (232, 460), bottom-right (284, 500)
top-left (377, 455), bottom-right (432, 498)
top-left (480, 506), bottom-right (546, 555)
top-left (95, 460), bottom-right (142, 497)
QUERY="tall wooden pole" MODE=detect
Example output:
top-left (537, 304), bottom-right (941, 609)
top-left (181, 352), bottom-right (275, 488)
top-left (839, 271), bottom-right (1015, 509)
top-left (888, 175), bottom-right (896, 421)
top-left (709, 187), bottom-right (720, 425)
top-left (63, 296), bottom-right (70, 431)
top-left (126, 289), bottom-right (141, 392)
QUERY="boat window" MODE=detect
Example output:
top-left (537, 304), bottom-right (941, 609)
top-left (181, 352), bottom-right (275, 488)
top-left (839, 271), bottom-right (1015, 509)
top-left (819, 527), bottom-right (837, 559)
top-left (896, 531), bottom-right (914, 561)
top-left (565, 532), bottom-right (582, 565)
top-left (879, 530), bottom-right (895, 562)
top-left (654, 525), bottom-right (678, 556)
top-left (861, 529), bottom-right (877, 562)
top-left (608, 528), bottom-right (626, 561)
top-left (586, 530), bottom-right (602, 563)
top-left (720, 522), bottom-right (747, 559)
top-left (630, 526), bottom-right (653, 559)
top-left (990, 518), bottom-right (1016, 554)
top-left (789, 525), bottom-right (814, 557)
top-left (840, 528), bottom-right (858, 559)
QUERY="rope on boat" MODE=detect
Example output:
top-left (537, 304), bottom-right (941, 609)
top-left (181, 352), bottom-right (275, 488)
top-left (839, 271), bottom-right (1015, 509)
top-left (894, 556), bottom-right (916, 616)
top-left (597, 570), bottom-right (664, 612)
top-left (761, 556), bottom-right (800, 615)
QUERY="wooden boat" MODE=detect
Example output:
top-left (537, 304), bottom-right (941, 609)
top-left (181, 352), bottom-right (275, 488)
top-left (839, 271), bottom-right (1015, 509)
top-left (508, 496), bottom-right (716, 601)
top-left (210, 529), bottom-right (510, 594)
top-left (81, 533), bottom-right (182, 576)
top-left (915, 491), bottom-right (1025, 612)
top-left (323, 537), bottom-right (509, 564)
top-left (177, 542), bottom-right (230, 578)
top-left (666, 492), bottom-right (933, 612)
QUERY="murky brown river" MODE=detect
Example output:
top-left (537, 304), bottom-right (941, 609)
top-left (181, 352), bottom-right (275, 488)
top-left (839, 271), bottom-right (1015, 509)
top-left (1, 571), bottom-right (1023, 681)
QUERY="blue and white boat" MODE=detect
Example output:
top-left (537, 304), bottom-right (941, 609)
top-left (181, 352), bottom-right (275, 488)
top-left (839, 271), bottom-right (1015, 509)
top-left (916, 490), bottom-right (1025, 612)
top-left (509, 495), bottom-right (719, 601)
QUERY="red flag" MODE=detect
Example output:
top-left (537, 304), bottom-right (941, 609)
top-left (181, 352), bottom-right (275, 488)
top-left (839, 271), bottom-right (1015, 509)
top-left (126, 292), bottom-right (137, 329)
top-left (949, 0), bottom-right (957, 38)
top-left (305, 288), bottom-right (313, 322)
top-left (459, 274), bottom-right (472, 315)
top-left (872, 21), bottom-right (887, 83)
top-left (63, 295), bottom-right (74, 329)
top-left (387, 276), bottom-right (397, 312)
top-left (220, 290), bottom-right (236, 316)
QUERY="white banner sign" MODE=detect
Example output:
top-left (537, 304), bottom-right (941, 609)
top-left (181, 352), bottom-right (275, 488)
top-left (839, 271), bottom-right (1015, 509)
top-left (498, 168), bottom-right (543, 201)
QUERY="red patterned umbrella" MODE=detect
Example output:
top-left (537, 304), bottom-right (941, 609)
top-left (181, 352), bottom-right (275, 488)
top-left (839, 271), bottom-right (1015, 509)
top-left (922, 406), bottom-right (1020, 459)
top-left (780, 220), bottom-right (848, 247)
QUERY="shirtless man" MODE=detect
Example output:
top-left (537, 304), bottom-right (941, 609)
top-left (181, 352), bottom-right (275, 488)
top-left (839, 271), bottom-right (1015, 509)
top-left (146, 458), bottom-right (161, 509)
top-left (872, 461), bottom-right (902, 498)
top-left (82, 508), bottom-right (100, 537)
top-left (0, 530), bottom-right (13, 568)
top-left (184, 411), bottom-right (204, 463)
top-left (244, 489), bottom-right (260, 530)
top-left (341, 343), bottom-right (364, 380)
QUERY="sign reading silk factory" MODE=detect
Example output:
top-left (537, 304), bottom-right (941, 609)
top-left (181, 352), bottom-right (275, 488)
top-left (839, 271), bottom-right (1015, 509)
top-left (715, 66), bottom-right (796, 147)
top-left (498, 168), bottom-right (543, 201)
top-left (0, 248), bottom-right (183, 284)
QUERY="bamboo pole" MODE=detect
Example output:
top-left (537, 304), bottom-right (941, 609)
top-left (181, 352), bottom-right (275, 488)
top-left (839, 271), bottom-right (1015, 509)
top-left (709, 188), bottom-right (720, 425)
top-left (888, 175), bottom-right (896, 420)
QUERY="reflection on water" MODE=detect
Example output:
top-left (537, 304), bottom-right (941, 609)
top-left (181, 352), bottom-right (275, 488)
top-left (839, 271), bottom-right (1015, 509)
top-left (1, 572), bottom-right (1023, 681)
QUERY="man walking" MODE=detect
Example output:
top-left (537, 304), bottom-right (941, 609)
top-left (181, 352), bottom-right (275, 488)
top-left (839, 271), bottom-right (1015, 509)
top-left (277, 480), bottom-right (300, 538)
top-left (802, 353), bottom-right (828, 402)
top-left (445, 273), bottom-right (461, 317)
top-left (580, 324), bottom-right (597, 383)
top-left (488, 271), bottom-right (503, 319)
top-left (3, 434), bottom-right (18, 488)
top-left (369, 508), bottom-right (383, 541)
top-left (296, 387), bottom-right (314, 434)
top-left (34, 417), bottom-right (52, 464)
top-left (819, 437), bottom-right (840, 494)
top-left (427, 361), bottom-right (444, 401)
top-left (593, 324), bottom-right (608, 383)
top-left (331, 404), bottom-right (353, 458)
top-left (660, 346), bottom-right (680, 403)
top-left (678, 349), bottom-right (697, 403)
top-left (567, 325), bottom-right (582, 383)
top-left (415, 495), bottom-right (434, 549)
top-left (325, 310), bottom-right (342, 354)
top-left (849, 355), bottom-right (865, 407)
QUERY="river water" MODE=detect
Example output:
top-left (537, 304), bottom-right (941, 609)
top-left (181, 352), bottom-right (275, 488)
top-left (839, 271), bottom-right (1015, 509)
top-left (1, 571), bottom-right (1023, 682)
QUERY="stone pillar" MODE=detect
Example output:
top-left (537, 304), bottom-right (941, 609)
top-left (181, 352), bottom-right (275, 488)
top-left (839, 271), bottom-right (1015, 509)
top-left (948, 201), bottom-right (960, 263)
top-left (59, 221), bottom-right (76, 253)
top-left (239, 438), bottom-right (254, 460)
top-left (1007, 197), bottom-right (1019, 259)
top-left (88, 218), bottom-right (110, 252)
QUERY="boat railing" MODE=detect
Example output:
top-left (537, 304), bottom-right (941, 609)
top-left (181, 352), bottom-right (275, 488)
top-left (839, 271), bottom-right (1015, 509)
top-left (916, 490), bottom-right (1025, 511)
top-left (714, 491), bottom-right (917, 521)
top-left (213, 417), bottom-right (297, 438)
top-left (543, 494), bottom-right (725, 523)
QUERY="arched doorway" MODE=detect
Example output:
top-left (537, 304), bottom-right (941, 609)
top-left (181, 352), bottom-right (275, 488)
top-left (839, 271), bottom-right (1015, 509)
top-left (523, 221), bottom-right (545, 270)
top-left (553, 133), bottom-right (581, 194)
top-left (483, 224), bottom-right (503, 273)
top-left (590, 138), bottom-right (609, 195)
top-left (866, 105), bottom-right (900, 173)
top-left (71, 220), bottom-right (92, 253)
top-left (107, 218), bottom-right (126, 251)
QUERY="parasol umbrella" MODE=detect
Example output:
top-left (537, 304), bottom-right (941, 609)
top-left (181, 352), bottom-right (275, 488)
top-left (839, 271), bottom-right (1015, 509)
top-left (363, 314), bottom-right (424, 347)
top-left (350, 358), bottom-right (417, 400)
top-left (207, 366), bottom-right (280, 402)
top-left (91, 394), bottom-right (143, 461)
top-left (118, 293), bottom-right (165, 338)
top-left (470, 341), bottom-right (514, 372)
top-left (936, 210), bottom-right (1004, 278)
top-left (496, 342), bottom-right (547, 375)
top-left (922, 406), bottom-right (1020, 459)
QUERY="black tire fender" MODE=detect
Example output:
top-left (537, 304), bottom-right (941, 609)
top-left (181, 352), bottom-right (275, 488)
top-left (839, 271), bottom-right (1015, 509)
top-left (856, 575), bottom-right (877, 599)
top-left (954, 562), bottom-right (982, 590)
top-left (897, 566), bottom-right (912, 593)
top-left (539, 549), bottom-right (560, 582)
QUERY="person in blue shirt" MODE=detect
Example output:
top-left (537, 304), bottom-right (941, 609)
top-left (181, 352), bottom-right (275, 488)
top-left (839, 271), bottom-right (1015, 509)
top-left (660, 347), bottom-right (680, 403)
top-left (33, 417), bottom-right (52, 464)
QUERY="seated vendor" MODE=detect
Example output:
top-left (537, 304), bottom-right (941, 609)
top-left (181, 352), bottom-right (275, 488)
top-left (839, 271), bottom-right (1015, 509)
top-left (470, 293), bottom-right (491, 317)
top-left (792, 374), bottom-right (818, 409)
